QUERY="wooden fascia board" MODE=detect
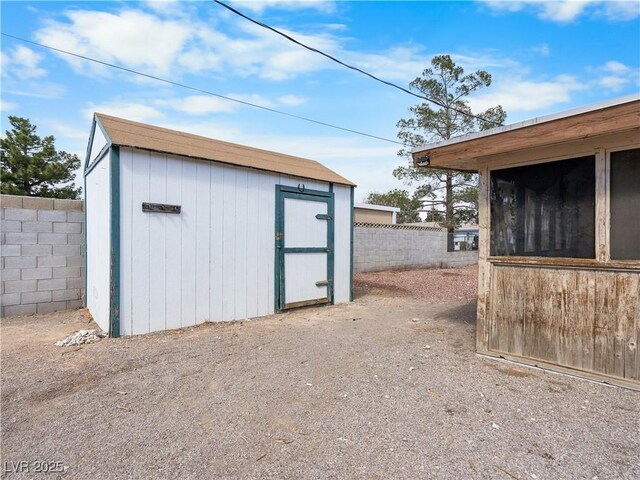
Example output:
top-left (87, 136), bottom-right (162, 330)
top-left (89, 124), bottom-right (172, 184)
top-left (413, 100), bottom-right (640, 171)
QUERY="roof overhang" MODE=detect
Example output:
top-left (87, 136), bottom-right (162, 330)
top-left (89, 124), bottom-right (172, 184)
top-left (411, 94), bottom-right (640, 172)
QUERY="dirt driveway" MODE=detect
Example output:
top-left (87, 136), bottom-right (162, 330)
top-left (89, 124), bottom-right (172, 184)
top-left (2, 267), bottom-right (639, 479)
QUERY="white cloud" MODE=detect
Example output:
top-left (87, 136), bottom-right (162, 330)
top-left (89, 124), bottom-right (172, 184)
top-left (1, 45), bottom-right (47, 79)
top-left (35, 10), bottom-right (191, 76)
top-left (83, 102), bottom-right (164, 123)
top-left (144, 0), bottom-right (194, 17)
top-left (49, 122), bottom-right (91, 140)
top-left (532, 43), bottom-right (551, 57)
top-left (229, 1), bottom-right (337, 14)
top-left (346, 46), bottom-right (431, 83)
top-left (0, 100), bottom-right (18, 112)
top-left (218, 22), bottom-right (337, 80)
top-left (277, 94), bottom-right (307, 106)
top-left (595, 60), bottom-right (639, 92)
top-left (480, 0), bottom-right (639, 22)
top-left (155, 92), bottom-right (307, 115)
top-left (227, 93), bottom-right (276, 108)
top-left (467, 75), bottom-right (585, 113)
top-left (599, 1), bottom-right (640, 20)
top-left (157, 95), bottom-right (238, 115)
top-left (3, 82), bottom-right (67, 99)
top-left (324, 23), bottom-right (348, 31)
top-left (603, 60), bottom-right (631, 74)
top-left (481, 1), bottom-right (591, 21)
top-left (33, 7), bottom-right (339, 81)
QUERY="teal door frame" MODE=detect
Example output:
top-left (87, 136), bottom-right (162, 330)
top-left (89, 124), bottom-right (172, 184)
top-left (275, 184), bottom-right (335, 311)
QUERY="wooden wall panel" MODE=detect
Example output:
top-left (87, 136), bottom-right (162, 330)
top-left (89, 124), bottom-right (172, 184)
top-left (85, 152), bottom-right (111, 332)
top-left (333, 184), bottom-right (352, 304)
top-left (257, 173), bottom-right (278, 317)
top-left (487, 263), bottom-right (640, 384)
top-left (164, 156), bottom-right (183, 331)
top-left (221, 167), bottom-right (236, 322)
top-left (234, 170), bottom-right (248, 320)
top-left (119, 149), bottom-right (134, 336)
top-left (181, 160), bottom-right (197, 327)
top-left (476, 167), bottom-right (491, 353)
top-left (195, 160), bottom-right (211, 324)
top-left (148, 153), bottom-right (167, 333)
top-left (209, 163), bottom-right (224, 322)
top-left (245, 171), bottom-right (260, 319)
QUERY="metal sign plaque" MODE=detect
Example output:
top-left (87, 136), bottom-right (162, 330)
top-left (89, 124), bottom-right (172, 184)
top-left (142, 203), bottom-right (181, 214)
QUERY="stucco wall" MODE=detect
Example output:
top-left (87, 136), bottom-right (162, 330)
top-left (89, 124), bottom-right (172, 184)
top-left (354, 224), bottom-right (477, 273)
top-left (1, 195), bottom-right (85, 317)
top-left (354, 208), bottom-right (394, 225)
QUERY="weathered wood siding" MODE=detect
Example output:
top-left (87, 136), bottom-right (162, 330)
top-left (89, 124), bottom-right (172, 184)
top-left (117, 147), bottom-right (351, 336)
top-left (487, 263), bottom-right (639, 384)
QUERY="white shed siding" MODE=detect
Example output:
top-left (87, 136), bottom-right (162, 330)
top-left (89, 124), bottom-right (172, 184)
top-left (117, 147), bottom-right (351, 335)
top-left (333, 184), bottom-right (352, 303)
top-left (85, 154), bottom-right (110, 332)
top-left (88, 127), bottom-right (108, 164)
top-left (149, 154), bottom-right (167, 333)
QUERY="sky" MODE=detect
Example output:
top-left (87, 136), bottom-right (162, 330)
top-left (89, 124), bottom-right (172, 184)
top-left (1, 0), bottom-right (639, 201)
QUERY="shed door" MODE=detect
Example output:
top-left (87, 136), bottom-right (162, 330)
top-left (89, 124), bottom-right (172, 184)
top-left (275, 185), bottom-right (334, 310)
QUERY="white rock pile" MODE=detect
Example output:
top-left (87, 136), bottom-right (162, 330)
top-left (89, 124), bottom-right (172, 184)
top-left (55, 329), bottom-right (106, 347)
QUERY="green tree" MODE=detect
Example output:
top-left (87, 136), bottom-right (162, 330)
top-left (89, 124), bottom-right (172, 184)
top-left (365, 189), bottom-right (422, 224)
top-left (1, 116), bottom-right (81, 199)
top-left (394, 55), bottom-right (506, 249)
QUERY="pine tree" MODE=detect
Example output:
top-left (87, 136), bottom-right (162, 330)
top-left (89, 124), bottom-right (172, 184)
top-left (394, 55), bottom-right (506, 249)
top-left (1, 116), bottom-right (81, 199)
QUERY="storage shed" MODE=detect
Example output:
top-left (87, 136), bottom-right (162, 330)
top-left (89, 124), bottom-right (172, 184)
top-left (84, 113), bottom-right (355, 337)
top-left (412, 95), bottom-right (639, 389)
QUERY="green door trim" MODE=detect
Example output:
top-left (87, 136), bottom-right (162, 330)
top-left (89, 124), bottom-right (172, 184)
top-left (275, 184), bottom-right (334, 312)
top-left (109, 146), bottom-right (121, 337)
top-left (284, 247), bottom-right (329, 254)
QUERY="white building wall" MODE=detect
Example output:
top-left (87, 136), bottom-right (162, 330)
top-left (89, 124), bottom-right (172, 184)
top-left (85, 153), bottom-right (111, 332)
top-left (118, 147), bottom-right (351, 335)
top-left (88, 127), bottom-right (108, 164)
top-left (333, 184), bottom-right (352, 303)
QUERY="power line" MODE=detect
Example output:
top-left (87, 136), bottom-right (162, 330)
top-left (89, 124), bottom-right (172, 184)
top-left (213, 0), bottom-right (502, 127)
top-left (1, 32), bottom-right (403, 145)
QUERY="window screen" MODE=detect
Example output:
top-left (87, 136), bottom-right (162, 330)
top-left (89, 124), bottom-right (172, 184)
top-left (490, 156), bottom-right (595, 258)
top-left (610, 148), bottom-right (640, 260)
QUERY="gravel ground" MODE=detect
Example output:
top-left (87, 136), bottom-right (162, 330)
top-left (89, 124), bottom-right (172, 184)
top-left (355, 264), bottom-right (478, 302)
top-left (2, 267), bottom-right (639, 479)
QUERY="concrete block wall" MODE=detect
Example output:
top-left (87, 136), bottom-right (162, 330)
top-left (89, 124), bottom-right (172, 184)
top-left (354, 224), bottom-right (478, 273)
top-left (1, 195), bottom-right (85, 317)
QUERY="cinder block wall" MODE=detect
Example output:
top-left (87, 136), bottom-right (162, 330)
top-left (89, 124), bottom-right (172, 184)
top-left (1, 195), bottom-right (85, 317)
top-left (354, 224), bottom-right (477, 273)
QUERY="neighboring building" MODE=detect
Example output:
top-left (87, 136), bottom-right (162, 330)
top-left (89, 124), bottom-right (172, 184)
top-left (412, 94), bottom-right (640, 389)
top-left (354, 203), bottom-right (400, 224)
top-left (453, 224), bottom-right (479, 251)
top-left (84, 113), bottom-right (355, 337)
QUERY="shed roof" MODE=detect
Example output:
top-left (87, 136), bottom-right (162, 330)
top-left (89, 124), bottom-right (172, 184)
top-left (411, 94), bottom-right (640, 171)
top-left (95, 113), bottom-right (355, 186)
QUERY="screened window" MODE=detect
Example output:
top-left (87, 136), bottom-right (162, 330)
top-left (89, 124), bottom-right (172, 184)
top-left (610, 148), bottom-right (640, 260)
top-left (490, 156), bottom-right (595, 258)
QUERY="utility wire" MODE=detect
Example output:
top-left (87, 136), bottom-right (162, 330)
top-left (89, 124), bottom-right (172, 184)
top-left (1, 32), bottom-right (403, 145)
top-left (213, 0), bottom-right (502, 127)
